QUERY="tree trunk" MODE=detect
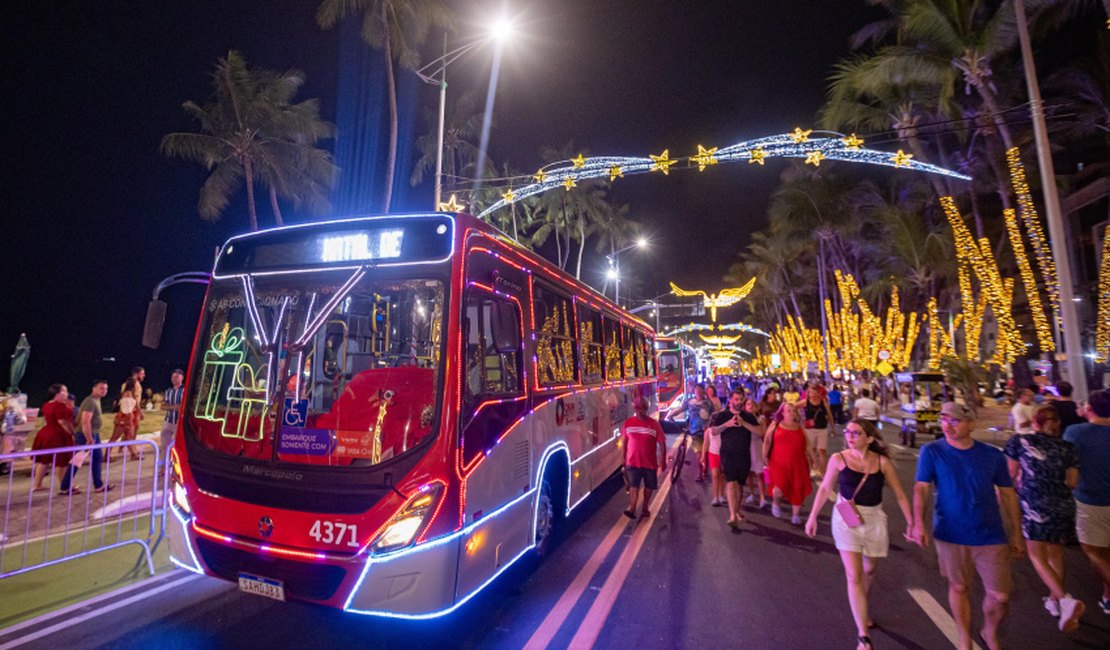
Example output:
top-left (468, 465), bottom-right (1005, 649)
top-left (244, 157), bottom-right (259, 231)
top-left (269, 186), bottom-right (284, 227)
top-left (380, 1), bottom-right (398, 213)
top-left (908, 135), bottom-right (949, 199)
top-left (817, 237), bottom-right (831, 379)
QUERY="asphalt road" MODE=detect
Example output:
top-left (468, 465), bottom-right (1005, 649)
top-left (5, 431), bottom-right (1110, 649)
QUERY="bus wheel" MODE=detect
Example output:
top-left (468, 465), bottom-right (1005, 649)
top-left (534, 480), bottom-right (557, 557)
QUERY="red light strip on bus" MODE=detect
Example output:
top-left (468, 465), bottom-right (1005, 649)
top-left (192, 522), bottom-right (334, 561)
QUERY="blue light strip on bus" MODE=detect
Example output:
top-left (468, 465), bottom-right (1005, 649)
top-left (343, 486), bottom-right (538, 616)
top-left (168, 504), bottom-right (204, 574)
top-left (343, 441), bottom-right (572, 618)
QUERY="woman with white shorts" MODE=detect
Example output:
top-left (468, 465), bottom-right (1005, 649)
top-left (805, 419), bottom-right (914, 650)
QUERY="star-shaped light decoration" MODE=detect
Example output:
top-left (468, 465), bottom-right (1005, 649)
top-left (571, 153), bottom-right (587, 169)
top-left (501, 189), bottom-right (516, 203)
top-left (609, 164), bottom-right (624, 181)
top-left (748, 147), bottom-right (767, 165)
top-left (649, 149), bottom-right (678, 175)
top-left (562, 176), bottom-right (577, 191)
top-left (892, 149), bottom-right (914, 167)
top-left (841, 133), bottom-right (864, 150)
top-left (690, 144), bottom-right (719, 172)
top-left (790, 127), bottom-right (813, 144)
top-left (805, 150), bottom-right (825, 166)
top-left (533, 169), bottom-right (547, 183)
top-left (438, 194), bottom-right (464, 212)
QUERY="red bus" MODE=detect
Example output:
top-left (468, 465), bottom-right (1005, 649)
top-left (654, 337), bottom-right (696, 415)
top-left (165, 212), bottom-right (657, 617)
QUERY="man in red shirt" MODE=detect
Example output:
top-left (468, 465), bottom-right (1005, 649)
top-left (621, 396), bottom-right (667, 519)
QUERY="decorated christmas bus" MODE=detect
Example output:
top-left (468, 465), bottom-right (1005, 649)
top-left (653, 336), bottom-right (696, 415)
top-left (163, 212), bottom-right (657, 617)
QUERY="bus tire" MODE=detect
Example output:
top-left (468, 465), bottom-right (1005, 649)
top-left (534, 465), bottom-right (567, 557)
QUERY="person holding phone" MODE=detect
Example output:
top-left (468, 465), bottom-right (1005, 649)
top-left (707, 389), bottom-right (764, 531)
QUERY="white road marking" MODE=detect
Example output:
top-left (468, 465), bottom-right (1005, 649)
top-left (907, 587), bottom-right (982, 650)
top-left (0, 572), bottom-right (203, 649)
top-left (0, 569), bottom-right (186, 638)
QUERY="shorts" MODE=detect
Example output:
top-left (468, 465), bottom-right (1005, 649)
top-left (934, 540), bottom-right (1013, 594)
top-left (160, 422), bottom-right (177, 452)
top-left (804, 427), bottom-right (828, 451)
top-left (749, 436), bottom-right (764, 473)
top-left (625, 466), bottom-right (658, 490)
top-left (831, 502), bottom-right (889, 558)
top-left (707, 452), bottom-right (721, 470)
top-left (1076, 500), bottom-right (1110, 547)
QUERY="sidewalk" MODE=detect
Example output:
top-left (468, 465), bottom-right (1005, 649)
top-left (0, 412), bottom-right (175, 630)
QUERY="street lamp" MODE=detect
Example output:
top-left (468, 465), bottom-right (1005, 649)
top-left (605, 237), bottom-right (649, 307)
top-left (415, 19), bottom-right (514, 209)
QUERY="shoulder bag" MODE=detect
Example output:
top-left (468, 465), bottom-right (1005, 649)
top-left (834, 452), bottom-right (871, 528)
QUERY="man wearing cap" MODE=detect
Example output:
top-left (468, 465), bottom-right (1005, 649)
top-left (912, 402), bottom-right (1023, 650)
top-left (1064, 388), bottom-right (1110, 616)
top-left (621, 396), bottom-right (667, 520)
top-left (160, 369), bottom-right (184, 455)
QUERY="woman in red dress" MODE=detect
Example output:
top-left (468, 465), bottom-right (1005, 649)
top-left (31, 384), bottom-right (76, 491)
top-left (761, 400), bottom-right (814, 524)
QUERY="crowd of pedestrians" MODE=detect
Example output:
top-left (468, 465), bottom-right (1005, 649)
top-left (26, 366), bottom-right (183, 496)
top-left (620, 376), bottom-right (1110, 649)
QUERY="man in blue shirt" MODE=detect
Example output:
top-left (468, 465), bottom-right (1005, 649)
top-left (1064, 388), bottom-right (1110, 616)
top-left (160, 369), bottom-right (185, 455)
top-left (912, 402), bottom-right (1023, 650)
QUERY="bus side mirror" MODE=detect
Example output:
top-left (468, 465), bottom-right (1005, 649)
top-left (489, 302), bottom-right (520, 353)
top-left (142, 299), bottom-right (168, 349)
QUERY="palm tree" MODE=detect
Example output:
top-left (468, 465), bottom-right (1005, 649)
top-left (411, 90), bottom-right (483, 190)
top-left (161, 51), bottom-right (338, 231)
top-left (317, 0), bottom-right (453, 213)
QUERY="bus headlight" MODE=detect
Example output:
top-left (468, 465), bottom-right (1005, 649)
top-left (170, 448), bottom-right (191, 515)
top-left (370, 483), bottom-right (443, 555)
top-left (173, 481), bottom-right (192, 515)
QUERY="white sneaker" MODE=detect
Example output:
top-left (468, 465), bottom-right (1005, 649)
top-left (1043, 596), bottom-right (1060, 617)
top-left (1058, 595), bottom-right (1085, 632)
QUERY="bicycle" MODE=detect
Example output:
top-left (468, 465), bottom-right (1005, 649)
top-left (669, 426), bottom-right (692, 483)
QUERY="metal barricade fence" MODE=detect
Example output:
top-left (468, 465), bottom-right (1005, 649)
top-left (0, 439), bottom-right (162, 579)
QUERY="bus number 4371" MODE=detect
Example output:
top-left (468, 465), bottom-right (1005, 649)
top-left (309, 520), bottom-right (359, 547)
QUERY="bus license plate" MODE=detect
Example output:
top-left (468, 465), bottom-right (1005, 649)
top-left (238, 573), bottom-right (285, 601)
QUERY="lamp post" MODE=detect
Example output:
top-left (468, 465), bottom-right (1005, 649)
top-left (1014, 0), bottom-right (1088, 400)
top-left (415, 19), bottom-right (513, 210)
top-left (604, 237), bottom-right (649, 307)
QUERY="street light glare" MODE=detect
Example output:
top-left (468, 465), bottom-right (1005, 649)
top-left (490, 17), bottom-right (514, 43)
top-left (636, 237), bottom-right (648, 248)
top-left (607, 268), bottom-right (619, 280)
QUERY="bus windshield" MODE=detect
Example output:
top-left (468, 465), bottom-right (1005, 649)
top-left (186, 272), bottom-right (445, 468)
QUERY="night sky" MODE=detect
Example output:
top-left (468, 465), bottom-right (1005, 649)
top-left (5, 0), bottom-right (911, 402)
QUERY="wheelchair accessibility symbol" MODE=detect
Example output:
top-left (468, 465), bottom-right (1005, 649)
top-left (283, 398), bottom-right (308, 427)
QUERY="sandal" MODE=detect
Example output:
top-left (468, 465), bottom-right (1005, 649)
top-left (857, 635), bottom-right (872, 650)
top-left (59, 487), bottom-right (82, 496)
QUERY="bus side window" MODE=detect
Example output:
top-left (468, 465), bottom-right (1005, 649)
top-left (464, 293), bottom-right (522, 405)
